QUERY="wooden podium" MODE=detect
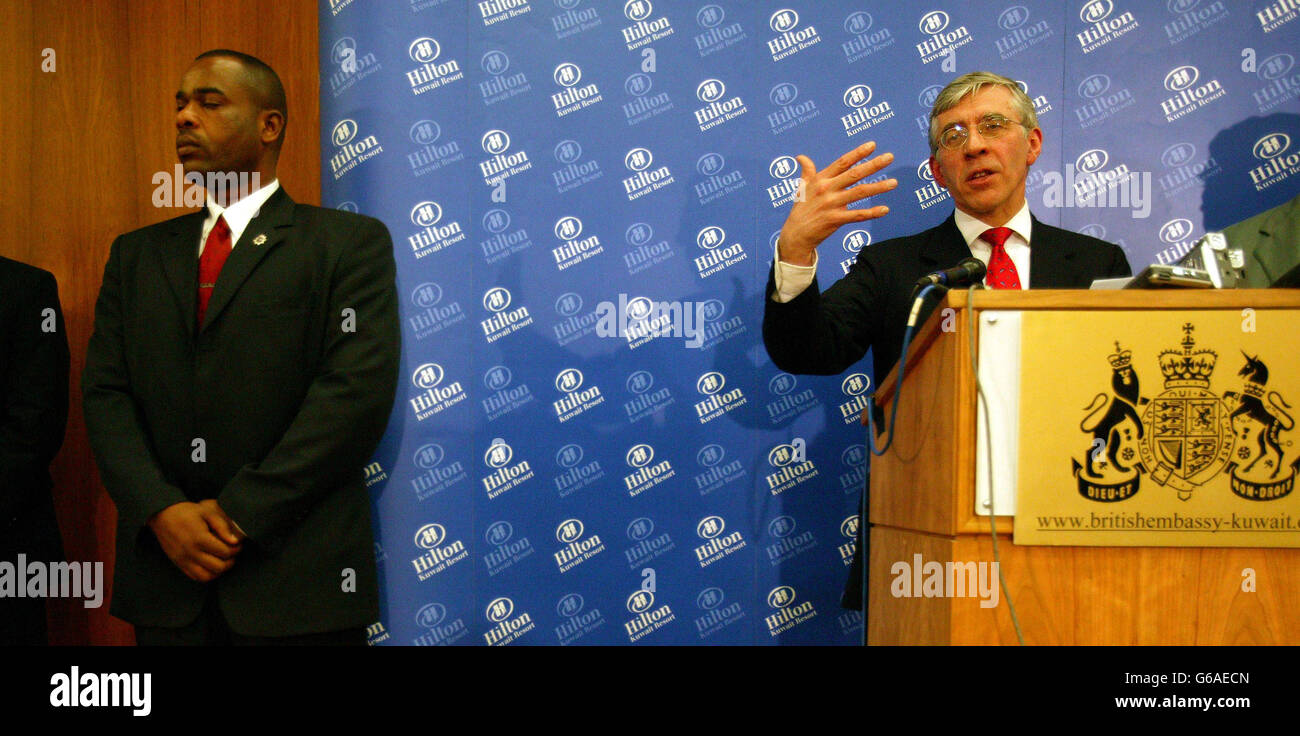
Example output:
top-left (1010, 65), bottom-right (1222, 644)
top-left (866, 289), bottom-right (1300, 645)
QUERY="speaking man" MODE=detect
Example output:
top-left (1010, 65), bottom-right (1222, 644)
top-left (763, 71), bottom-right (1132, 614)
top-left (83, 50), bottom-right (400, 644)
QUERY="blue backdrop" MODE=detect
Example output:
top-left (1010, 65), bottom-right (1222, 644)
top-left (318, 0), bottom-right (1300, 645)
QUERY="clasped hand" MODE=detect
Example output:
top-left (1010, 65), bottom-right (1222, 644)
top-left (147, 499), bottom-right (246, 582)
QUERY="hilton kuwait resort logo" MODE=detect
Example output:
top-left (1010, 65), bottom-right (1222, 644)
top-left (412, 601), bottom-right (469, 646)
top-left (481, 439), bottom-right (535, 500)
top-left (403, 36), bottom-right (464, 95)
top-left (623, 516), bottom-right (675, 568)
top-left (480, 286), bottom-right (534, 343)
top-left (551, 0), bottom-right (602, 41)
top-left (693, 78), bottom-right (747, 133)
top-left (478, 128), bottom-right (533, 187)
top-left (623, 443), bottom-right (675, 498)
top-left (765, 440), bottom-right (819, 495)
top-left (405, 200), bottom-right (465, 260)
top-left (409, 522), bottom-right (469, 582)
top-left (915, 9), bottom-right (972, 65)
top-left (694, 4), bottom-right (748, 57)
top-left (693, 371), bottom-right (746, 424)
top-left (1253, 52), bottom-right (1300, 114)
top-left (478, 49), bottom-right (532, 106)
top-left (839, 84), bottom-right (895, 138)
top-left (482, 520), bottom-right (534, 578)
top-left (993, 5), bottom-right (1054, 59)
top-left (1074, 0), bottom-right (1140, 55)
top-left (478, 0), bottom-right (532, 26)
top-left (407, 118), bottom-right (465, 178)
top-left (764, 585), bottom-right (817, 636)
top-left (766, 154), bottom-right (800, 208)
top-left (481, 364), bottom-right (535, 422)
top-left (551, 215), bottom-right (604, 271)
top-left (624, 588), bottom-right (675, 643)
top-left (554, 593), bottom-right (607, 645)
top-left (408, 362), bottom-right (467, 422)
top-left (621, 147), bottom-right (675, 200)
top-left (619, 0), bottom-right (675, 51)
top-left (694, 586), bottom-right (745, 639)
top-left (552, 62), bottom-right (603, 117)
top-left (1163, 0), bottom-right (1229, 46)
top-left (841, 10), bottom-right (896, 63)
top-left (326, 37), bottom-right (380, 97)
top-left (481, 207), bottom-right (533, 265)
top-left (693, 443), bottom-right (744, 496)
top-left (767, 82), bottom-right (821, 137)
top-left (410, 442), bottom-right (468, 502)
top-left (623, 369), bottom-right (675, 424)
top-left (328, 118), bottom-right (382, 181)
top-left (1073, 325), bottom-right (1297, 503)
top-left (1249, 132), bottom-right (1300, 192)
top-left (693, 225), bottom-right (747, 279)
top-left (1256, 0), bottom-right (1299, 32)
top-left (693, 515), bottom-right (747, 568)
top-left (839, 515), bottom-right (860, 567)
top-left (1159, 65), bottom-right (1226, 123)
top-left (553, 518), bottom-right (607, 573)
top-left (766, 8), bottom-right (821, 62)
top-left (765, 515), bottom-right (817, 567)
top-left (553, 367), bottom-right (605, 423)
top-left (483, 596), bottom-right (535, 646)
top-left (552, 442), bottom-right (606, 498)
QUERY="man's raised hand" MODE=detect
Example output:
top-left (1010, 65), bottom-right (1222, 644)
top-left (778, 141), bottom-right (898, 266)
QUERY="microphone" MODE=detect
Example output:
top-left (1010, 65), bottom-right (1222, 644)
top-left (916, 257), bottom-right (987, 288)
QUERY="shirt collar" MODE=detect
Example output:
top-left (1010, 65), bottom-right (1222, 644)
top-left (204, 178), bottom-right (280, 245)
top-left (952, 200), bottom-right (1033, 248)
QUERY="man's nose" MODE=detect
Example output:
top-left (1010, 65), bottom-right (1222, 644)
top-left (176, 101), bottom-right (198, 128)
top-left (962, 126), bottom-right (990, 154)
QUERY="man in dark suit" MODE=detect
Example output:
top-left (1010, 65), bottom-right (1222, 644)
top-left (83, 50), bottom-right (399, 644)
top-left (1223, 193), bottom-right (1300, 287)
top-left (0, 257), bottom-right (69, 645)
top-left (763, 71), bottom-right (1131, 619)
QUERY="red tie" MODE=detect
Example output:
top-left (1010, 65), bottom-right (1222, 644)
top-left (197, 215), bottom-right (232, 327)
top-left (981, 227), bottom-right (1021, 290)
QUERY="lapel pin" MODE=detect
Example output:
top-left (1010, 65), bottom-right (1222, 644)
top-left (252, 233), bottom-right (267, 246)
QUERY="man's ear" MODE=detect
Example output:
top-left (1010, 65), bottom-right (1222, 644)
top-left (259, 109), bottom-right (285, 147)
top-left (1025, 127), bottom-right (1043, 167)
top-left (929, 156), bottom-right (947, 190)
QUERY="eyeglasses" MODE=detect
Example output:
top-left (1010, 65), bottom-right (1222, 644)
top-left (936, 114), bottom-right (1025, 151)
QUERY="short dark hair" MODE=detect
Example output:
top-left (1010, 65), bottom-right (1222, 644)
top-left (194, 49), bottom-right (287, 145)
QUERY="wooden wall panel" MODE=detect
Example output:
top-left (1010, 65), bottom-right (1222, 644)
top-left (0, 0), bottom-right (319, 645)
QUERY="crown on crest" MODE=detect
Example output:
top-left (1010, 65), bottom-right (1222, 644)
top-left (1107, 341), bottom-right (1132, 370)
top-left (1158, 322), bottom-right (1216, 387)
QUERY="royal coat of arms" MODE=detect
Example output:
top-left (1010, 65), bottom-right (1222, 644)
top-left (1073, 323), bottom-right (1296, 503)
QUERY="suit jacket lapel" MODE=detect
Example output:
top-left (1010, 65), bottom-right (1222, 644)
top-left (200, 187), bottom-right (296, 333)
top-left (1026, 215), bottom-right (1078, 288)
top-left (161, 211), bottom-right (205, 342)
top-left (919, 215), bottom-right (973, 273)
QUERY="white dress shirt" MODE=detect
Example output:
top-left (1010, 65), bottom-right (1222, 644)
top-left (199, 178), bottom-right (281, 255)
top-left (771, 200), bottom-right (1035, 302)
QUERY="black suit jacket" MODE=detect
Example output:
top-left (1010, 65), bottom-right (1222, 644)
top-left (762, 213), bottom-right (1131, 609)
top-left (0, 257), bottom-right (69, 562)
top-left (83, 188), bottom-right (400, 636)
